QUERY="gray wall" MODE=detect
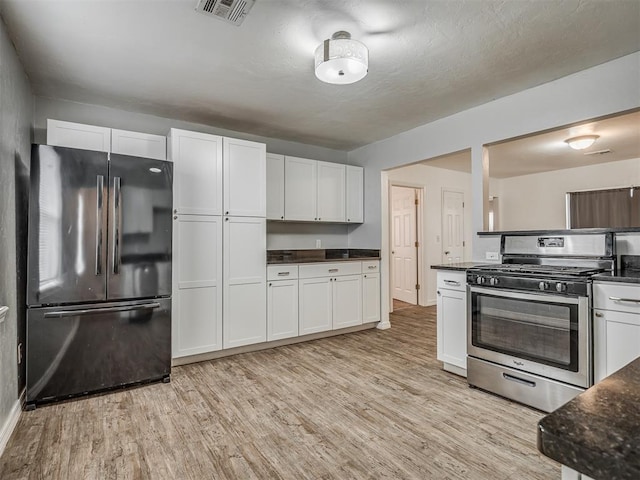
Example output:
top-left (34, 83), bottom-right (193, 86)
top-left (0, 18), bottom-right (33, 430)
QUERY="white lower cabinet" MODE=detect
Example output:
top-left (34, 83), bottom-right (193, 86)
top-left (299, 277), bottom-right (333, 335)
top-left (436, 270), bottom-right (467, 375)
top-left (362, 272), bottom-right (381, 322)
top-left (332, 275), bottom-right (363, 329)
top-left (172, 215), bottom-right (223, 358)
top-left (267, 279), bottom-right (299, 341)
top-left (593, 281), bottom-right (640, 383)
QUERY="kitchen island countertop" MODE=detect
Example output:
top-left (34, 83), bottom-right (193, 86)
top-left (537, 357), bottom-right (640, 480)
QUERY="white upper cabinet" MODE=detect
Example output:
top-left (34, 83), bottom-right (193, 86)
top-left (346, 166), bottom-right (364, 223)
top-left (223, 137), bottom-right (266, 217)
top-left (266, 153), bottom-right (285, 220)
top-left (169, 128), bottom-right (223, 216)
top-left (284, 156), bottom-right (318, 221)
top-left (47, 119), bottom-right (111, 152)
top-left (317, 161), bottom-right (346, 222)
top-left (111, 129), bottom-right (167, 160)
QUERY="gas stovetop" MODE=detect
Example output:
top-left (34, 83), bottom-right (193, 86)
top-left (470, 264), bottom-right (606, 277)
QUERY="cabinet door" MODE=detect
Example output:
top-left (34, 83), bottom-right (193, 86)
top-left (299, 277), bottom-right (332, 335)
top-left (333, 274), bottom-right (362, 329)
top-left (317, 161), bottom-right (346, 222)
top-left (284, 156), bottom-right (317, 221)
top-left (266, 153), bottom-right (285, 220)
top-left (172, 215), bottom-right (222, 357)
top-left (436, 287), bottom-right (467, 370)
top-left (223, 217), bottom-right (267, 348)
top-left (111, 129), bottom-right (167, 160)
top-left (594, 309), bottom-right (640, 383)
top-left (345, 165), bottom-right (364, 223)
top-left (169, 129), bottom-right (223, 216)
top-left (47, 119), bottom-right (111, 152)
top-left (267, 280), bottom-right (299, 341)
top-left (223, 137), bottom-right (266, 217)
top-left (362, 273), bottom-right (380, 322)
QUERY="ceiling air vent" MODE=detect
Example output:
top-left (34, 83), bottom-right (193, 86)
top-left (583, 149), bottom-right (612, 156)
top-left (195, 0), bottom-right (255, 26)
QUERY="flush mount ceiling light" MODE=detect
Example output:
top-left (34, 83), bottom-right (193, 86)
top-left (564, 135), bottom-right (599, 150)
top-left (314, 31), bottom-right (368, 85)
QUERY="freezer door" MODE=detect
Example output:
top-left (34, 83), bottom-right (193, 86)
top-left (107, 154), bottom-right (173, 300)
top-left (27, 145), bottom-right (109, 306)
top-left (26, 298), bottom-right (171, 405)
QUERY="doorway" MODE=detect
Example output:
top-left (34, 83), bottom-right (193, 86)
top-left (441, 189), bottom-right (465, 263)
top-left (391, 186), bottom-right (420, 305)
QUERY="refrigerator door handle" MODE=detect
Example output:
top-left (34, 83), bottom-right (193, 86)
top-left (112, 176), bottom-right (122, 274)
top-left (44, 302), bottom-right (161, 318)
top-left (95, 175), bottom-right (104, 275)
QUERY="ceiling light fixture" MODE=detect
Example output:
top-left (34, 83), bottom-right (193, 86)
top-left (564, 135), bottom-right (599, 150)
top-left (314, 31), bottom-right (368, 85)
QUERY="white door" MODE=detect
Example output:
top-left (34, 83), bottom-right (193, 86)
top-left (284, 156), bottom-right (317, 221)
top-left (170, 129), bottom-right (223, 216)
top-left (266, 153), bottom-right (285, 220)
top-left (299, 277), bottom-right (332, 335)
top-left (223, 217), bottom-right (267, 348)
top-left (442, 190), bottom-right (464, 263)
top-left (362, 273), bottom-right (380, 322)
top-left (172, 215), bottom-right (222, 357)
top-left (346, 165), bottom-right (364, 223)
top-left (391, 186), bottom-right (418, 305)
top-left (223, 137), bottom-right (266, 217)
top-left (267, 279), bottom-right (299, 341)
top-left (317, 162), bottom-right (346, 222)
top-left (333, 275), bottom-right (362, 329)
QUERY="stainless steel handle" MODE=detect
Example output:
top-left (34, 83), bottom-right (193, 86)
top-left (367, 266), bottom-right (376, 270)
top-left (502, 373), bottom-right (536, 388)
top-left (277, 272), bottom-right (290, 276)
top-left (609, 296), bottom-right (640, 304)
top-left (45, 302), bottom-right (161, 318)
top-left (444, 280), bottom-right (461, 286)
top-left (328, 268), bottom-right (339, 273)
top-left (95, 175), bottom-right (104, 275)
top-left (112, 176), bottom-right (122, 274)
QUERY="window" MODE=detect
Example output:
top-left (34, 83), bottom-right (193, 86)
top-left (568, 187), bottom-right (640, 228)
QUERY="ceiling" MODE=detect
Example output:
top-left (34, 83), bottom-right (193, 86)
top-left (416, 110), bottom-right (640, 178)
top-left (1, 0), bottom-right (639, 151)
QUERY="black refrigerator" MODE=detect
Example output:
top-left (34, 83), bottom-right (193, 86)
top-left (26, 144), bottom-right (172, 408)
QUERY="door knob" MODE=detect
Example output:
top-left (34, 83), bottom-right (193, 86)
top-left (444, 250), bottom-right (451, 255)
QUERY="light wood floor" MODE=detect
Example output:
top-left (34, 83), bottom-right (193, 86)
top-left (0, 306), bottom-right (559, 479)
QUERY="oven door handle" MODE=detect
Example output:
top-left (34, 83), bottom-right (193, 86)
top-left (468, 286), bottom-right (581, 305)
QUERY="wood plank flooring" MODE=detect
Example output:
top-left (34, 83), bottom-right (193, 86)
top-left (0, 306), bottom-right (559, 479)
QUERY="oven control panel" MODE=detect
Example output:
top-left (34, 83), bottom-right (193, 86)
top-left (466, 273), bottom-right (588, 297)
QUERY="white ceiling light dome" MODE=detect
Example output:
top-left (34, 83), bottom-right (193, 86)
top-left (565, 135), bottom-right (599, 150)
top-left (314, 31), bottom-right (368, 85)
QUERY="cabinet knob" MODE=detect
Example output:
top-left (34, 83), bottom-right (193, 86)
top-left (225, 217), bottom-right (229, 221)
top-left (281, 216), bottom-right (284, 219)
top-left (225, 211), bottom-right (229, 215)
top-left (318, 217), bottom-right (321, 221)
top-left (437, 291), bottom-right (441, 295)
top-left (594, 311), bottom-right (604, 317)
top-left (173, 215), bottom-right (178, 220)
top-left (364, 275), bottom-right (367, 278)
top-left (268, 283), bottom-right (272, 287)
top-left (347, 219), bottom-right (350, 222)
top-left (173, 209), bottom-right (178, 214)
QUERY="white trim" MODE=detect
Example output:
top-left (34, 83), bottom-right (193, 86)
top-left (0, 398), bottom-right (22, 457)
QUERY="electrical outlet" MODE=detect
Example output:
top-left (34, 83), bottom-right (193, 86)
top-left (315, 239), bottom-right (321, 248)
top-left (485, 251), bottom-right (499, 260)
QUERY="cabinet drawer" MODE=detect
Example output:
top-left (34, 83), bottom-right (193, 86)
top-left (594, 282), bottom-right (640, 314)
top-left (362, 261), bottom-right (380, 273)
top-left (299, 262), bottom-right (362, 279)
top-left (436, 271), bottom-right (466, 291)
top-left (267, 265), bottom-right (299, 281)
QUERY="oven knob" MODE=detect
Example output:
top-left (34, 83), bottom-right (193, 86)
top-left (476, 276), bottom-right (485, 285)
top-left (489, 277), bottom-right (499, 286)
top-left (538, 281), bottom-right (548, 291)
top-left (556, 282), bottom-right (567, 292)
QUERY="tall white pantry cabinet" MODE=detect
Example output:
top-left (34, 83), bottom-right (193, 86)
top-left (170, 129), bottom-right (267, 358)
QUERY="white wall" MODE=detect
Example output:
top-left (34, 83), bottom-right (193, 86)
top-left (34, 97), bottom-right (352, 250)
top-left (386, 164), bottom-right (472, 306)
top-left (494, 157), bottom-right (640, 230)
top-left (0, 17), bottom-right (32, 453)
top-left (348, 52), bottom-right (640, 325)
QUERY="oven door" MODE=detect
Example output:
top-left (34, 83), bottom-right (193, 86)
top-left (467, 286), bottom-right (590, 387)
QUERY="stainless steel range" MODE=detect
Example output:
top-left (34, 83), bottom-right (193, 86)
top-left (466, 232), bottom-right (615, 412)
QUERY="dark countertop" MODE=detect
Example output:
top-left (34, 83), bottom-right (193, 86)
top-left (267, 249), bottom-right (380, 264)
top-left (593, 270), bottom-right (640, 284)
top-left (538, 357), bottom-right (640, 480)
top-left (430, 262), bottom-right (488, 271)
top-left (478, 228), bottom-right (640, 236)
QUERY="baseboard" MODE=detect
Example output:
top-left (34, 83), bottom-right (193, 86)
top-left (424, 299), bottom-right (436, 307)
top-left (0, 395), bottom-right (22, 458)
